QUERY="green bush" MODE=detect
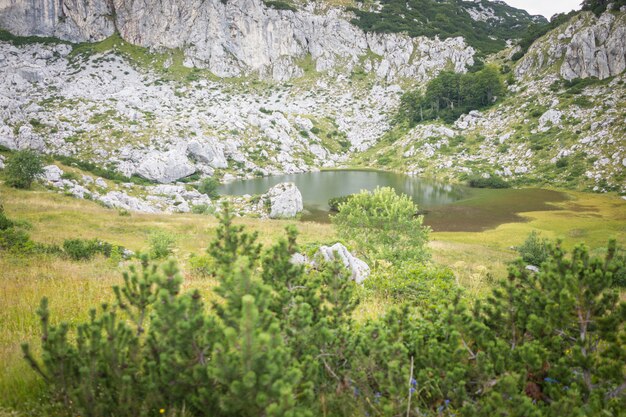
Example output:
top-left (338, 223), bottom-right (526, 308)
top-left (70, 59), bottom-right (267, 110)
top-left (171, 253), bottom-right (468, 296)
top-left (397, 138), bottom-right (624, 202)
top-left (23, 209), bottom-right (626, 416)
top-left (188, 253), bottom-right (215, 277)
top-left (516, 231), bottom-right (549, 266)
top-left (191, 203), bottom-right (214, 215)
top-left (0, 228), bottom-right (35, 253)
top-left (148, 230), bottom-right (176, 259)
top-left (263, 0), bottom-right (297, 12)
top-left (0, 210), bottom-right (14, 231)
top-left (365, 263), bottom-right (456, 304)
top-left (63, 239), bottom-right (98, 261)
top-left (60, 172), bottom-right (80, 182)
top-left (328, 194), bottom-right (354, 212)
top-left (196, 177), bottom-right (220, 200)
top-left (4, 150), bottom-right (44, 189)
top-left (63, 238), bottom-right (119, 261)
top-left (467, 175), bottom-right (510, 189)
top-left (331, 187), bottom-right (430, 264)
top-left (555, 157), bottom-right (570, 168)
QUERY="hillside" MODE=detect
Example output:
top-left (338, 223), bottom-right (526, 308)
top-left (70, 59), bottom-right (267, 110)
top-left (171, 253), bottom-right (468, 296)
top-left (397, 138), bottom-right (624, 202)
top-left (0, 0), bottom-right (624, 213)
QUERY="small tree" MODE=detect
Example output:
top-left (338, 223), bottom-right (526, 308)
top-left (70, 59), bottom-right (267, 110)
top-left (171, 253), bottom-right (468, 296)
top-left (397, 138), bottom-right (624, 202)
top-left (517, 231), bottom-right (549, 266)
top-left (148, 230), bottom-right (176, 259)
top-left (331, 187), bottom-right (430, 264)
top-left (197, 177), bottom-right (220, 200)
top-left (4, 150), bottom-right (44, 189)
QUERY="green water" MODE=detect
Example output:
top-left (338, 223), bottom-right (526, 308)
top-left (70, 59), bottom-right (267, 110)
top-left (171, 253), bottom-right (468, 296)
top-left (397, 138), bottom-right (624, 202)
top-left (219, 170), bottom-right (567, 232)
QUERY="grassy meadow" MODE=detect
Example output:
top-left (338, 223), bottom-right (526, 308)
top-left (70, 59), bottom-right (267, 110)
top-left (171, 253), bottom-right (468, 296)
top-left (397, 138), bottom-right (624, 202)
top-left (0, 182), bottom-right (624, 415)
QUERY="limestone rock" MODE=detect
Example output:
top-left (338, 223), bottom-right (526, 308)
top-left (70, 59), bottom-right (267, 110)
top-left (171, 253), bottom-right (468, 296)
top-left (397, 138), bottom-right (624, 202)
top-left (42, 165), bottom-right (63, 183)
top-left (517, 11), bottom-right (626, 80)
top-left (539, 109), bottom-right (562, 131)
top-left (0, 0), bottom-right (115, 42)
top-left (0, 155), bottom-right (4, 170)
top-left (313, 243), bottom-right (370, 284)
top-left (98, 191), bottom-right (159, 213)
top-left (0, 0), bottom-right (475, 82)
top-left (187, 139), bottom-right (228, 169)
top-left (262, 182), bottom-right (303, 219)
top-left (136, 150), bottom-right (196, 183)
top-left (95, 178), bottom-right (108, 188)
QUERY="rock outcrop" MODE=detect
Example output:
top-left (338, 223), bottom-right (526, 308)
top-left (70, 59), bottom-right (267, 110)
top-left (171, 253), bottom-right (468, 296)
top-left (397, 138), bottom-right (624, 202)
top-left (136, 150), bottom-right (196, 184)
top-left (262, 182), bottom-right (303, 219)
top-left (516, 11), bottom-right (626, 80)
top-left (0, 0), bottom-right (475, 82)
top-left (0, 0), bottom-right (115, 42)
top-left (314, 243), bottom-right (370, 284)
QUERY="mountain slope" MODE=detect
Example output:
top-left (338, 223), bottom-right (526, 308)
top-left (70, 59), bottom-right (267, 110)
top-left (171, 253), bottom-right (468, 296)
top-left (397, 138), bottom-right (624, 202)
top-left (357, 10), bottom-right (626, 193)
top-left (0, 1), bottom-right (624, 209)
top-left (347, 0), bottom-right (547, 53)
top-left (0, 0), bottom-right (543, 80)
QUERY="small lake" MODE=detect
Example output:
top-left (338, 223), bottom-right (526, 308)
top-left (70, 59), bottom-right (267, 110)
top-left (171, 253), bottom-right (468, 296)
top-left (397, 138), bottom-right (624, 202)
top-left (219, 170), bottom-right (567, 232)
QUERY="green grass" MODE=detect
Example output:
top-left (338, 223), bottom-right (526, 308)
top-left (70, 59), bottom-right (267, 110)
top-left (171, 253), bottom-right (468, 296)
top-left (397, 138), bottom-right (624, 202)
top-left (0, 179), bottom-right (624, 415)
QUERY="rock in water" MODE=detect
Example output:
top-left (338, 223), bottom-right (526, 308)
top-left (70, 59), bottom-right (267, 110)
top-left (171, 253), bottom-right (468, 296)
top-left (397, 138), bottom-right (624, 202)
top-left (314, 243), bottom-right (370, 284)
top-left (263, 182), bottom-right (303, 219)
top-left (136, 150), bottom-right (196, 184)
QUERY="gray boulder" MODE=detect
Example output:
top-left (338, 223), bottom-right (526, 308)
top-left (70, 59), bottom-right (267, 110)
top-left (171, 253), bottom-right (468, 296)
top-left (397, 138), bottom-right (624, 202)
top-left (313, 243), bottom-right (370, 284)
top-left (0, 155), bottom-right (4, 170)
top-left (136, 150), bottom-right (196, 184)
top-left (42, 165), bottom-right (64, 183)
top-left (98, 191), bottom-right (159, 213)
top-left (263, 182), bottom-right (303, 219)
top-left (95, 178), bottom-right (108, 189)
top-left (187, 139), bottom-right (228, 169)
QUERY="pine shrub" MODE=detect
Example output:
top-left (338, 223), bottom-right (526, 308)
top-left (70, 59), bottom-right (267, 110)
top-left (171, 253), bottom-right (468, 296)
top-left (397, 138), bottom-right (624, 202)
top-left (21, 207), bottom-right (625, 416)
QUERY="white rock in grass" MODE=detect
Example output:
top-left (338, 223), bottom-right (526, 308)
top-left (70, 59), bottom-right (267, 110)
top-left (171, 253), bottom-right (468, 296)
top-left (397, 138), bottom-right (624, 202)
top-left (314, 243), bottom-right (370, 284)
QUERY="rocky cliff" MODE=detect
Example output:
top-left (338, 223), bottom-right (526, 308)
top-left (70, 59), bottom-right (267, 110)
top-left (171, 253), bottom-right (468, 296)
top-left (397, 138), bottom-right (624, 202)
top-left (0, 0), bottom-right (475, 82)
top-left (516, 10), bottom-right (626, 80)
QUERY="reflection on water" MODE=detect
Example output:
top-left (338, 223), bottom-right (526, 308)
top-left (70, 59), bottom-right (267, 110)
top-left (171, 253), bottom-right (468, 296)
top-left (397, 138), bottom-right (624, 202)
top-left (219, 170), bottom-right (567, 231)
top-left (219, 170), bottom-right (469, 213)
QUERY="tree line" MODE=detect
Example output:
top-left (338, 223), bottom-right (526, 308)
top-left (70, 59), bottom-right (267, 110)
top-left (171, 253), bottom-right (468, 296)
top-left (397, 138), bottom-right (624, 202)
top-left (397, 65), bottom-right (506, 125)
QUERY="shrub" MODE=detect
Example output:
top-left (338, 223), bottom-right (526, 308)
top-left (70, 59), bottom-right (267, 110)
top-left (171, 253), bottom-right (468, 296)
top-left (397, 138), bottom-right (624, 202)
top-left (191, 204), bottom-right (214, 215)
top-left (328, 194), bottom-right (354, 212)
top-left (63, 239), bottom-right (98, 261)
top-left (331, 187), bottom-right (430, 264)
top-left (467, 175), bottom-right (510, 189)
top-left (4, 150), bottom-right (44, 189)
top-left (196, 177), bottom-right (220, 200)
top-left (0, 210), bottom-right (14, 231)
top-left (148, 230), bottom-right (176, 259)
top-left (263, 0), bottom-right (297, 12)
top-left (188, 253), bottom-right (215, 277)
top-left (516, 231), bottom-right (549, 266)
top-left (21, 210), bottom-right (626, 416)
top-left (555, 157), bottom-right (569, 168)
top-left (0, 228), bottom-right (35, 253)
top-left (63, 238), bottom-right (118, 261)
top-left (365, 263), bottom-right (456, 304)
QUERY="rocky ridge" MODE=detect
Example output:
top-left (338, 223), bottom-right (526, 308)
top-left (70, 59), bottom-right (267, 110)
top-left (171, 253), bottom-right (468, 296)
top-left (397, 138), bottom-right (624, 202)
top-left (0, 0), bottom-right (474, 82)
top-left (0, 5), bottom-right (624, 199)
top-left (516, 10), bottom-right (626, 80)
